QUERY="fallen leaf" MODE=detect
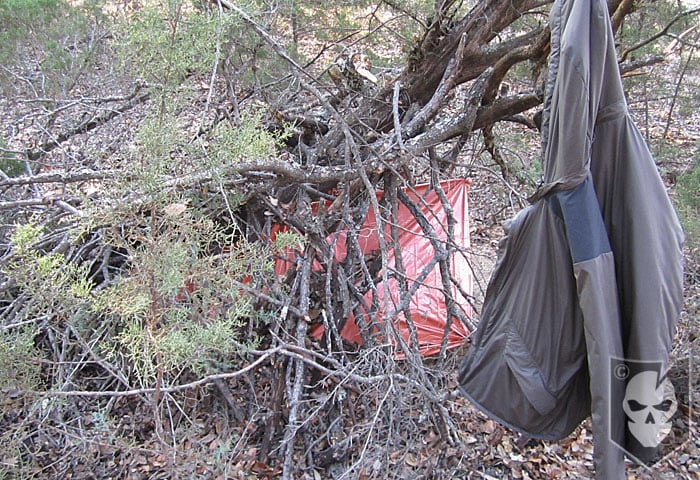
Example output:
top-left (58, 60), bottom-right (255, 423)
top-left (164, 202), bottom-right (187, 216)
top-left (405, 452), bottom-right (418, 467)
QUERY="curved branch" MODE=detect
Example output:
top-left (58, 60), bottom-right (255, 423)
top-left (481, 45), bottom-right (533, 105)
top-left (26, 87), bottom-right (149, 161)
top-left (611, 0), bottom-right (634, 34)
top-left (619, 8), bottom-right (700, 62)
top-left (458, 27), bottom-right (547, 88)
top-left (403, 0), bottom-right (548, 106)
top-left (473, 91), bottom-right (544, 130)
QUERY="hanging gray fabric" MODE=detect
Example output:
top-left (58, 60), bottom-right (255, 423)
top-left (457, 0), bottom-right (684, 477)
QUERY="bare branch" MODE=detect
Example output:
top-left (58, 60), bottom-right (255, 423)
top-left (473, 91), bottom-right (544, 130)
top-left (619, 54), bottom-right (665, 76)
top-left (26, 86), bottom-right (149, 161)
top-left (0, 169), bottom-right (116, 188)
top-left (619, 8), bottom-right (700, 62)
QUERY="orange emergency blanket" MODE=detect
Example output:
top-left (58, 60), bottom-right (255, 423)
top-left (275, 178), bottom-right (472, 356)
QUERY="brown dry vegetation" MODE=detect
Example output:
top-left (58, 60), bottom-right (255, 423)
top-left (0, 0), bottom-right (698, 479)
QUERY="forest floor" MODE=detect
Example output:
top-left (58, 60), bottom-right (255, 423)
top-left (0, 27), bottom-right (699, 480)
top-left (2, 106), bottom-right (696, 480)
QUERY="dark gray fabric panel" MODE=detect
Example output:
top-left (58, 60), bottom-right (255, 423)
top-left (550, 177), bottom-right (612, 263)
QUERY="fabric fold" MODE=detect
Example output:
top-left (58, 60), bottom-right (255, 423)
top-left (458, 0), bottom-right (684, 477)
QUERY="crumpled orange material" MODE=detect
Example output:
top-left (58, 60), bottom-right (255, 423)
top-left (274, 179), bottom-right (472, 356)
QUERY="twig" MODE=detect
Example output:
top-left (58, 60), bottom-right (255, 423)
top-left (426, 161), bottom-right (463, 359)
top-left (383, 176), bottom-right (421, 360)
top-left (0, 196), bottom-right (82, 212)
top-left (0, 168), bottom-right (115, 188)
top-left (26, 86), bottom-right (150, 161)
top-left (29, 348), bottom-right (279, 397)
top-left (0, 198), bottom-right (52, 210)
top-left (392, 81), bottom-right (405, 151)
top-left (619, 54), bottom-right (665, 76)
top-left (663, 46), bottom-right (695, 138)
top-left (282, 251), bottom-right (312, 480)
top-left (619, 8), bottom-right (700, 62)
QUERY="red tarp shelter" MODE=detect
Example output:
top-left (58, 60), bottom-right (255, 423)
top-left (274, 179), bottom-right (472, 356)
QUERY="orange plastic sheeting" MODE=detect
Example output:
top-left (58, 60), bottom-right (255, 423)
top-left (274, 178), bottom-right (472, 356)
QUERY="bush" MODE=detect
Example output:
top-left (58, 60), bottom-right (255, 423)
top-left (676, 147), bottom-right (700, 256)
top-left (0, 0), bottom-right (105, 95)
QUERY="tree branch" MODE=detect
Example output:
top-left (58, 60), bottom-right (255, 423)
top-left (619, 8), bottom-right (700, 62)
top-left (0, 168), bottom-right (116, 188)
top-left (26, 86), bottom-right (149, 161)
top-left (408, 67), bottom-right (492, 151)
top-left (473, 91), bottom-right (544, 130)
top-left (619, 54), bottom-right (665, 75)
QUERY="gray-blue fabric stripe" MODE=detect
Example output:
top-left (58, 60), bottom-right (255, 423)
top-left (550, 177), bottom-right (612, 263)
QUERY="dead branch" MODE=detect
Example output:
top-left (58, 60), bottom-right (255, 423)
top-left (26, 86), bottom-right (149, 161)
top-left (282, 250), bottom-right (312, 480)
top-left (473, 91), bottom-right (544, 130)
top-left (620, 54), bottom-right (666, 75)
top-left (619, 8), bottom-right (700, 62)
top-left (23, 344), bottom-right (427, 399)
top-left (402, 33), bottom-right (470, 139)
top-left (0, 196), bottom-right (81, 212)
top-left (0, 168), bottom-right (116, 188)
top-left (408, 67), bottom-right (492, 151)
top-left (663, 47), bottom-right (696, 138)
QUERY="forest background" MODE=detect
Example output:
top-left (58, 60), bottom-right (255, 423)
top-left (0, 0), bottom-right (698, 478)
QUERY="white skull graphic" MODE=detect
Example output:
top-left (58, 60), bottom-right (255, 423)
top-left (623, 370), bottom-right (678, 448)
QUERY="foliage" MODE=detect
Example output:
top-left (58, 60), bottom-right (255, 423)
top-left (0, 0), bottom-right (106, 95)
top-left (0, 0), bottom-right (63, 47)
top-left (116, 2), bottom-right (226, 102)
top-left (0, 220), bottom-right (91, 396)
top-left (93, 208), bottom-right (269, 384)
top-left (208, 112), bottom-right (289, 164)
top-left (617, 0), bottom-right (692, 55)
top-left (0, 0), bottom-right (697, 478)
top-left (5, 220), bottom-right (93, 324)
top-left (0, 328), bottom-right (41, 393)
top-left (0, 137), bottom-right (24, 177)
top-left (675, 146), bottom-right (700, 251)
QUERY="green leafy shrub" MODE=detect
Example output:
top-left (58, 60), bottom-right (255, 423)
top-left (0, 329), bottom-right (41, 393)
top-left (115, 0), bottom-right (229, 116)
top-left (92, 206), bottom-right (270, 385)
top-left (0, 0), bottom-right (105, 95)
top-left (0, 220), bottom-right (93, 395)
top-left (6, 220), bottom-right (93, 324)
top-left (675, 148), bottom-right (700, 253)
top-left (0, 137), bottom-right (25, 177)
